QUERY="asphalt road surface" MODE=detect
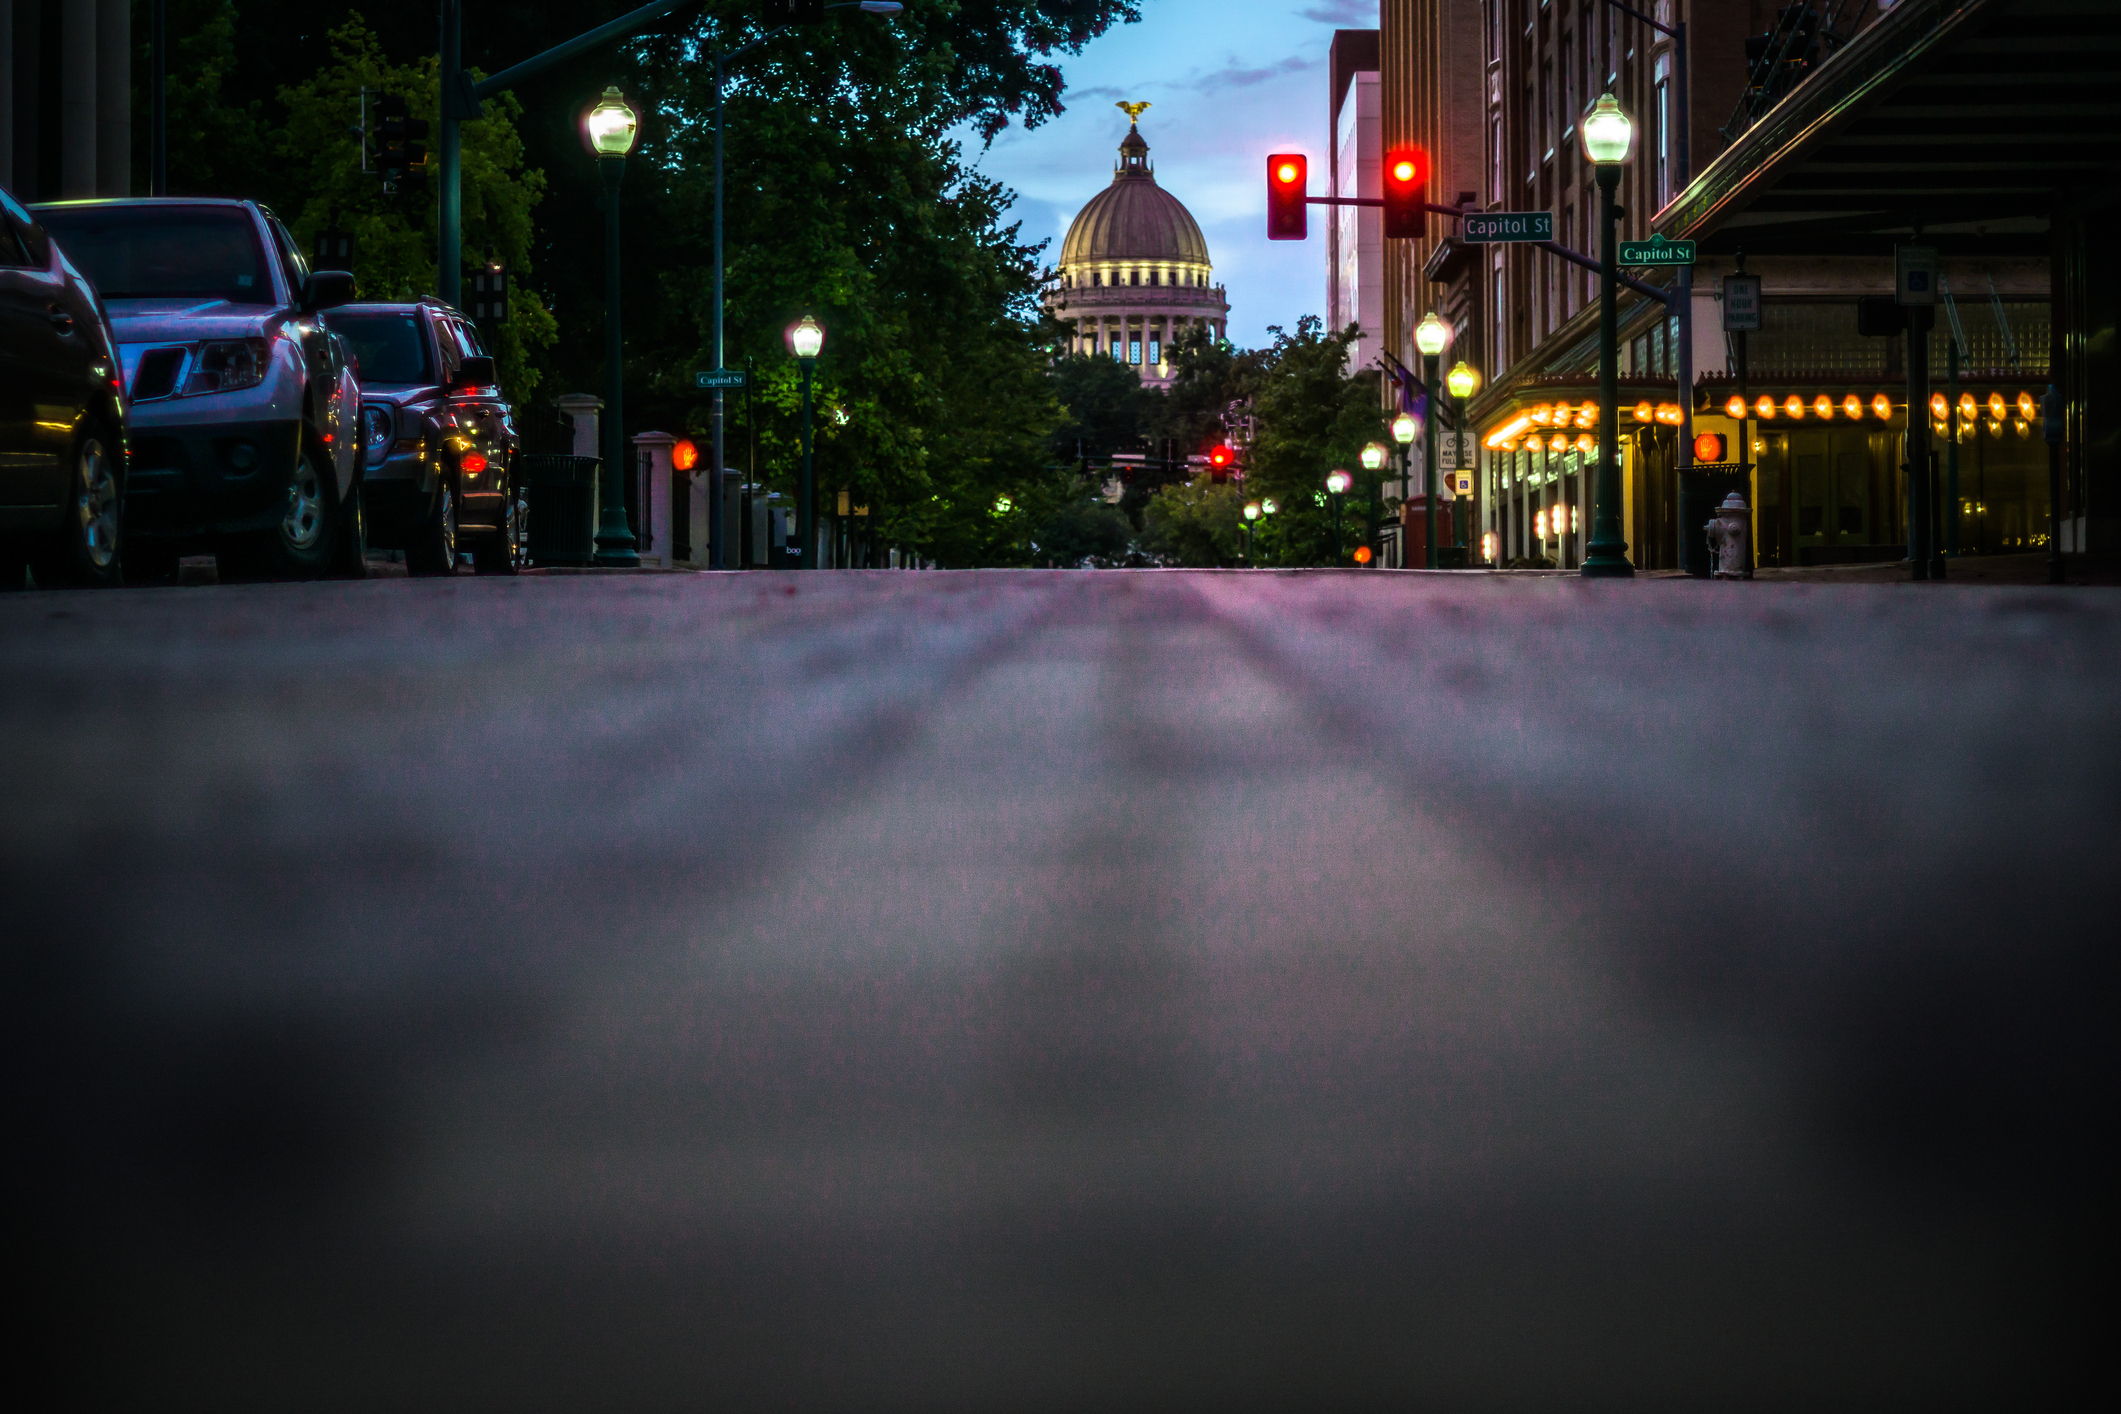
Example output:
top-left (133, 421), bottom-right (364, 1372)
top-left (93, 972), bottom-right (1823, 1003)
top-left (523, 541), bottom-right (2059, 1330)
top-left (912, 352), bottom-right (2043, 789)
top-left (6, 570), bottom-right (2113, 1410)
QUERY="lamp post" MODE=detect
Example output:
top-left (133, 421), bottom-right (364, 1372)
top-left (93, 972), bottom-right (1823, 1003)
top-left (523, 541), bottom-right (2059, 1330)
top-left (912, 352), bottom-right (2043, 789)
top-left (1243, 500), bottom-right (1261, 562)
top-left (786, 315), bottom-right (825, 569)
top-left (1391, 410), bottom-right (1418, 502)
top-left (1415, 313), bottom-right (1449, 568)
top-left (586, 87), bottom-right (641, 567)
top-left (1359, 441), bottom-right (1387, 568)
top-left (1446, 361), bottom-right (1481, 558)
top-left (707, 3), bottom-right (904, 570)
top-left (1580, 93), bottom-right (1635, 578)
top-left (1326, 468), bottom-right (1353, 563)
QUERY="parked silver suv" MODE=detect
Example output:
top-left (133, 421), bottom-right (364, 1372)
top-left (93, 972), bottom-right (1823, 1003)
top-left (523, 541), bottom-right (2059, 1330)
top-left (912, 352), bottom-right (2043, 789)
top-left (32, 199), bottom-right (364, 580)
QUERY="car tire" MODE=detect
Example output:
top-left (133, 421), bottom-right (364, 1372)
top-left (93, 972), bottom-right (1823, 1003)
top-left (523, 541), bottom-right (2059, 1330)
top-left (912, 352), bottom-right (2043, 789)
top-left (472, 472), bottom-right (526, 576)
top-left (406, 476), bottom-right (458, 577)
top-left (29, 421), bottom-right (124, 589)
top-left (240, 440), bottom-right (342, 581)
top-left (331, 478), bottom-right (370, 580)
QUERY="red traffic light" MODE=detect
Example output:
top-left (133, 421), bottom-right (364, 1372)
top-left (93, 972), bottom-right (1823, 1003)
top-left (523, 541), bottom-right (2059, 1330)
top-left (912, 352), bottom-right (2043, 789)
top-left (1266, 153), bottom-right (1307, 241)
top-left (1382, 146), bottom-right (1428, 240)
top-left (1208, 444), bottom-right (1236, 483)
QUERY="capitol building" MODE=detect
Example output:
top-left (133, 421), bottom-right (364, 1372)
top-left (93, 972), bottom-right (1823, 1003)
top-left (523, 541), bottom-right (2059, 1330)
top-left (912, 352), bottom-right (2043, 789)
top-left (1045, 105), bottom-right (1230, 388)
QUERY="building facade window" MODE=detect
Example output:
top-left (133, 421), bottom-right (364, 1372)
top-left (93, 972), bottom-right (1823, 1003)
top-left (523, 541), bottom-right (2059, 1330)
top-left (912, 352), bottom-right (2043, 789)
top-left (1655, 53), bottom-right (1671, 204)
top-left (1148, 335), bottom-right (1161, 365)
top-left (1128, 334), bottom-right (1142, 365)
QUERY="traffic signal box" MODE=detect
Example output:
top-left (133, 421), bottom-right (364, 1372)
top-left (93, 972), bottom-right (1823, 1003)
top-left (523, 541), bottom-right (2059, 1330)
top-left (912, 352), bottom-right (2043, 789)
top-left (1208, 444), bottom-right (1236, 483)
top-left (1266, 155), bottom-right (1307, 241)
top-left (1382, 147), bottom-right (1428, 240)
top-left (470, 263), bottom-right (508, 326)
top-left (376, 96), bottom-right (429, 196)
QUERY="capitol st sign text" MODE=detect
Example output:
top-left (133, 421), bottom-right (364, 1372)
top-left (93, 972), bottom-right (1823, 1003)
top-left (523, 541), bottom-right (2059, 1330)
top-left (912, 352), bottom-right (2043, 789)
top-left (1619, 236), bottom-right (1697, 266)
top-left (1464, 211), bottom-right (1554, 244)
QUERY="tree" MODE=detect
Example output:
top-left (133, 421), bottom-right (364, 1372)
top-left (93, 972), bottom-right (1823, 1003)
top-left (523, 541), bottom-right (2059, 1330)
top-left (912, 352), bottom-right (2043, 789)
top-left (272, 17), bottom-right (558, 405)
top-left (1241, 318), bottom-right (1386, 567)
top-left (1141, 475), bottom-right (1246, 568)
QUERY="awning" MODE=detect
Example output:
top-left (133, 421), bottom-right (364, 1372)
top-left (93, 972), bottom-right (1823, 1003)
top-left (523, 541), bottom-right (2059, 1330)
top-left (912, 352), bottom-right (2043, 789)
top-left (1657, 0), bottom-right (2121, 255)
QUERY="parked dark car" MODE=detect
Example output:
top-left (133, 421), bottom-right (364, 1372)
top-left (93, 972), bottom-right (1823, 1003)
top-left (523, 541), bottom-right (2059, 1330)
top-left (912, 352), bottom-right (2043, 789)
top-left (0, 185), bottom-right (126, 588)
top-left (30, 198), bottom-right (363, 582)
top-left (324, 299), bottom-right (522, 575)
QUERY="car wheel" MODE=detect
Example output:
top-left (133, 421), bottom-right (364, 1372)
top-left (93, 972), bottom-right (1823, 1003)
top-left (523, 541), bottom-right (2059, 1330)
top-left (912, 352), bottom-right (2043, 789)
top-left (242, 442), bottom-right (342, 580)
top-left (406, 476), bottom-right (458, 577)
top-left (29, 422), bottom-right (124, 589)
top-left (472, 474), bottom-right (527, 576)
top-left (331, 479), bottom-right (370, 580)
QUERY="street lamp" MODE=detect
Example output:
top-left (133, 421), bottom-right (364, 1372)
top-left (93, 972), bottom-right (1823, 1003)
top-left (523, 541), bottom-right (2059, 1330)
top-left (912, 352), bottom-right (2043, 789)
top-left (1360, 441), bottom-right (1387, 569)
top-left (786, 314), bottom-right (825, 569)
top-left (1415, 312), bottom-right (1449, 569)
top-left (1446, 360), bottom-right (1481, 559)
top-left (585, 85), bottom-right (640, 567)
top-left (707, 1), bottom-right (903, 569)
top-left (1391, 408), bottom-right (1418, 514)
top-left (1243, 499), bottom-right (1261, 563)
top-left (1326, 467), bottom-right (1353, 563)
top-left (1580, 92), bottom-right (1635, 578)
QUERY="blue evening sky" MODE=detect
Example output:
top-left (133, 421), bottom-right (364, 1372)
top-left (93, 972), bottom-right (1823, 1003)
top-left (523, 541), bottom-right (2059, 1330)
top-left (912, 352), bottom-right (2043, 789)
top-left (957, 0), bottom-right (1379, 350)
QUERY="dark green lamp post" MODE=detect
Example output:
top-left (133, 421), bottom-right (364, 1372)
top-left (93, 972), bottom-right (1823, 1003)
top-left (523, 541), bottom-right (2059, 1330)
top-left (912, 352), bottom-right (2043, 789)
top-left (1447, 360), bottom-right (1482, 556)
top-left (1326, 468), bottom-right (1353, 563)
top-left (586, 86), bottom-right (640, 567)
top-left (786, 315), bottom-right (825, 568)
top-left (1359, 440), bottom-right (1387, 568)
top-left (1580, 92), bottom-right (1636, 578)
top-left (1243, 499), bottom-right (1261, 562)
top-left (1415, 312), bottom-right (1449, 568)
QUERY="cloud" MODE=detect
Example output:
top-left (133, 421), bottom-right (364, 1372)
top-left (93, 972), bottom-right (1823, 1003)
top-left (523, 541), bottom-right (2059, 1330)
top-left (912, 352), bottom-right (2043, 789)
top-left (1300, 1), bottom-right (1378, 24)
top-left (1196, 55), bottom-right (1318, 89)
top-left (1067, 84), bottom-right (1129, 102)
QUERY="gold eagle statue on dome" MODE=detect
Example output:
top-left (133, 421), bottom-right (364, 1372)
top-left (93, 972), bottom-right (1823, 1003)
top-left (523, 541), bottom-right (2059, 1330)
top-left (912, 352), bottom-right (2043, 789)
top-left (1116, 101), bottom-right (1151, 124)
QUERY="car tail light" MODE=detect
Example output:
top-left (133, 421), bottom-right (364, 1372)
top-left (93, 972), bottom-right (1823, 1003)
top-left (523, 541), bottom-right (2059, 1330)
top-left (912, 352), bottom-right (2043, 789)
top-left (461, 452), bottom-right (488, 475)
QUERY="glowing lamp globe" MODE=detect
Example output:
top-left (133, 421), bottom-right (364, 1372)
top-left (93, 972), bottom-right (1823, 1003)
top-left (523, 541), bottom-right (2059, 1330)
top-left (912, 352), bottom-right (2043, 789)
top-left (1446, 361), bottom-right (1480, 400)
top-left (1360, 441), bottom-right (1387, 471)
top-left (1261, 497), bottom-right (1279, 515)
top-left (1414, 312), bottom-right (1449, 358)
top-left (1326, 468), bottom-right (1353, 495)
top-left (1392, 411), bottom-right (1418, 445)
top-left (785, 314), bottom-right (825, 360)
top-left (583, 87), bottom-right (639, 157)
top-left (1581, 93), bottom-right (1634, 166)
top-left (1243, 501), bottom-right (1261, 521)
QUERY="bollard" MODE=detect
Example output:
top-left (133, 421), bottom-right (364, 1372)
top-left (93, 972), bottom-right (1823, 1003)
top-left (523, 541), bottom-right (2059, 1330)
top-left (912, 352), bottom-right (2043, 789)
top-left (1706, 492), bottom-right (1753, 580)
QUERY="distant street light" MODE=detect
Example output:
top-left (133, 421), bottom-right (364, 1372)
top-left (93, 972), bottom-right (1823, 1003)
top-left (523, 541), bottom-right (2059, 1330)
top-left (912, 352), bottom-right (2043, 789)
top-left (706, 1), bottom-right (903, 569)
top-left (1446, 360), bottom-right (1481, 558)
top-left (1326, 467), bottom-right (1353, 563)
top-left (786, 315), bottom-right (825, 568)
top-left (1243, 499), bottom-right (1261, 562)
top-left (585, 86), bottom-right (640, 567)
top-left (1391, 408), bottom-right (1417, 513)
top-left (1580, 92), bottom-right (1635, 578)
top-left (1360, 440), bottom-right (1387, 568)
top-left (1415, 312), bottom-right (1449, 569)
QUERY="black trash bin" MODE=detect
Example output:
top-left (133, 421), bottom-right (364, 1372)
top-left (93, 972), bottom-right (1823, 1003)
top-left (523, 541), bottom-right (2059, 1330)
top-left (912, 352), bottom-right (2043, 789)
top-left (1678, 463), bottom-right (1749, 577)
top-left (520, 454), bottom-right (599, 567)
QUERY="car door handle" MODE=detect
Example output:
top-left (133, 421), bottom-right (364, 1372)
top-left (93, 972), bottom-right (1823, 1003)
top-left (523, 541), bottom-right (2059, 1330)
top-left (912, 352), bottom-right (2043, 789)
top-left (47, 306), bottom-right (75, 334)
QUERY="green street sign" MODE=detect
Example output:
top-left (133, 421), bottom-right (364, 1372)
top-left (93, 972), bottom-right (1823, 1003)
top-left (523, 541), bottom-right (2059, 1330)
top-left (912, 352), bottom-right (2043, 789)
top-left (1619, 236), bottom-right (1696, 266)
top-left (696, 369), bottom-right (748, 389)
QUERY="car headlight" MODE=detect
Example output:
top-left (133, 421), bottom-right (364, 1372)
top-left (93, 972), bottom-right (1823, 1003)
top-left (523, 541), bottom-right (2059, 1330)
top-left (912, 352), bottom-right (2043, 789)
top-left (182, 338), bottom-right (271, 396)
top-left (361, 404), bottom-right (395, 466)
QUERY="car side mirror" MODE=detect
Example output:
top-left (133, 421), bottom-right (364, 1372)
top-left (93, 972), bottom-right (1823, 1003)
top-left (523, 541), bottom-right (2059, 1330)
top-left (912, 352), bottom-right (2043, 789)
top-left (301, 270), bottom-right (358, 313)
top-left (450, 355), bottom-right (497, 391)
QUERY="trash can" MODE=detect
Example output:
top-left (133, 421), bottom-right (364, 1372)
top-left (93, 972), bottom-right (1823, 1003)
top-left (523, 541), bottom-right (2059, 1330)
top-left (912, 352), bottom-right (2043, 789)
top-left (1678, 464), bottom-right (1749, 577)
top-left (520, 454), bottom-right (599, 567)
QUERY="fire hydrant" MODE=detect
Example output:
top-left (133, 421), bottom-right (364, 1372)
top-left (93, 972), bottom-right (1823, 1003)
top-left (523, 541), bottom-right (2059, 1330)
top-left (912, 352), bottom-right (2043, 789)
top-left (1706, 492), bottom-right (1752, 580)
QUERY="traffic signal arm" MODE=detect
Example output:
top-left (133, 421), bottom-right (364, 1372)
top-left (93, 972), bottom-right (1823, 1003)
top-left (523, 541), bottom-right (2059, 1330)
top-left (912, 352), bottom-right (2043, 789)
top-left (1306, 197), bottom-right (1469, 218)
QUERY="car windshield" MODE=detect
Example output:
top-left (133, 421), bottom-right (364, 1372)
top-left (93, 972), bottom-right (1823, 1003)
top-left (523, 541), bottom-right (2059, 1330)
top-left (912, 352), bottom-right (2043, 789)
top-left (325, 311), bottom-right (432, 385)
top-left (34, 203), bottom-right (272, 304)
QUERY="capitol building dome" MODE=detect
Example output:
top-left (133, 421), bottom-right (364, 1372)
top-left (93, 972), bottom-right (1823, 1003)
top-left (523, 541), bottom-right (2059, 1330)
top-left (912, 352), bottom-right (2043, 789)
top-left (1045, 106), bottom-right (1230, 388)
